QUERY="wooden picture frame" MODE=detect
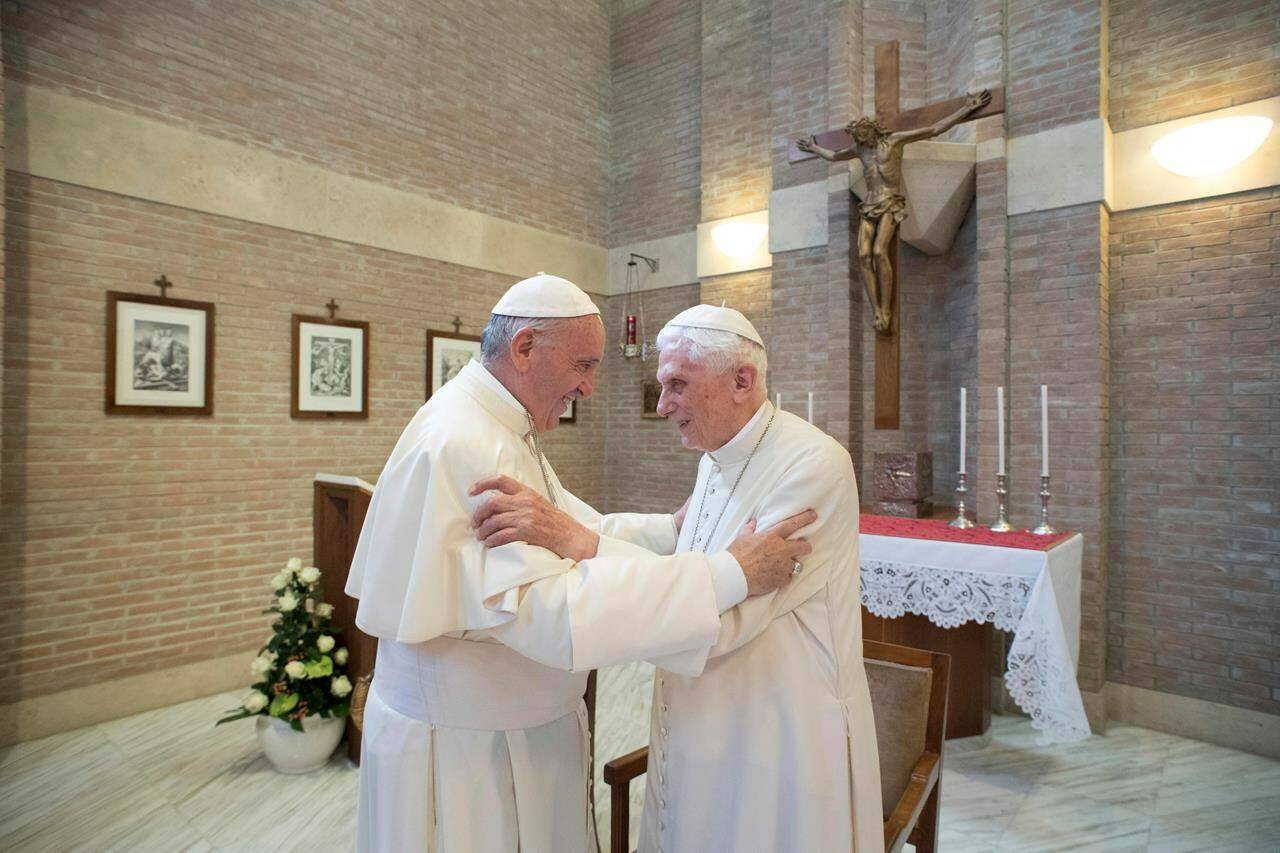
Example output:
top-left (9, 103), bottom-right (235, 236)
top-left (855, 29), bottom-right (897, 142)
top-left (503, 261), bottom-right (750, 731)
top-left (426, 329), bottom-right (481, 399)
top-left (106, 291), bottom-right (215, 415)
top-left (292, 314), bottom-right (370, 419)
top-left (561, 398), bottom-right (577, 423)
top-left (642, 380), bottom-right (664, 419)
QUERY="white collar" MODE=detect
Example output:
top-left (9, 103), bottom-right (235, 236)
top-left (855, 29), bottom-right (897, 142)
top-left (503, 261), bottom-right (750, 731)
top-left (454, 360), bottom-right (531, 438)
top-left (707, 401), bottom-right (772, 467)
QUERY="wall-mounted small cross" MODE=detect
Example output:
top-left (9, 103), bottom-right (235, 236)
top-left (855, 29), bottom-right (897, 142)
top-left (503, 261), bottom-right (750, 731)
top-left (451, 315), bottom-right (462, 334)
top-left (153, 275), bottom-right (173, 298)
top-left (326, 299), bottom-right (340, 319)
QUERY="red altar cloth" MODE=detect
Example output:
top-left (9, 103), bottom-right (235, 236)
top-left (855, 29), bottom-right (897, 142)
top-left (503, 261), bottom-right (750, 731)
top-left (860, 514), bottom-right (1072, 551)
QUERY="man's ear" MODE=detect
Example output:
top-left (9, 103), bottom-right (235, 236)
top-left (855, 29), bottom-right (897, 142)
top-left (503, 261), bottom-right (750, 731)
top-left (509, 327), bottom-right (537, 373)
top-left (733, 363), bottom-right (759, 397)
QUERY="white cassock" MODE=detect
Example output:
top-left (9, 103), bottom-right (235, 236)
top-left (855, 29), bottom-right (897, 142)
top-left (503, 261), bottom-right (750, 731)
top-left (623, 402), bottom-right (884, 853)
top-left (345, 360), bottom-right (746, 853)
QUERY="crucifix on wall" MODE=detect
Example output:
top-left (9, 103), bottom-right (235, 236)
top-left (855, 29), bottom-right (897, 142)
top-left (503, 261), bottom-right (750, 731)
top-left (791, 41), bottom-right (1004, 429)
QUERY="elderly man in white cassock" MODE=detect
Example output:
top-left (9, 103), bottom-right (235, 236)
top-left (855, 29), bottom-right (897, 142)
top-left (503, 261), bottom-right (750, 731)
top-left (345, 275), bottom-right (815, 853)
top-left (478, 304), bottom-right (884, 853)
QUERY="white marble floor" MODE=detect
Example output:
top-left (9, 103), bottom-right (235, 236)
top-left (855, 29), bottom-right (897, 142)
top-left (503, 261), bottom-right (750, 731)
top-left (2, 691), bottom-right (1278, 852)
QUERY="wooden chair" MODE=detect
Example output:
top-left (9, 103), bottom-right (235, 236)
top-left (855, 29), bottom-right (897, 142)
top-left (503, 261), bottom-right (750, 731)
top-left (602, 640), bottom-right (949, 853)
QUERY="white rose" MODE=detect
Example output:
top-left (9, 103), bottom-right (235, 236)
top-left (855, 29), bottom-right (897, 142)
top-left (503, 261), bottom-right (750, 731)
top-left (269, 572), bottom-right (289, 591)
top-left (316, 635), bottom-right (335, 653)
top-left (278, 592), bottom-right (299, 612)
top-left (304, 597), bottom-right (315, 614)
top-left (331, 675), bottom-right (353, 698)
top-left (300, 566), bottom-right (321, 585)
top-left (250, 655), bottom-right (273, 677)
top-left (242, 690), bottom-right (269, 713)
top-left (316, 603), bottom-right (334, 619)
top-left (263, 650), bottom-right (278, 664)
top-left (334, 647), bottom-right (349, 666)
top-left (286, 557), bottom-right (303, 572)
top-left (284, 660), bottom-right (307, 679)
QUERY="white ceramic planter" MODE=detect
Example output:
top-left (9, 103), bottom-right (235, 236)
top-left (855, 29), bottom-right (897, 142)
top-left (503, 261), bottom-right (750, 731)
top-left (256, 714), bottom-right (344, 774)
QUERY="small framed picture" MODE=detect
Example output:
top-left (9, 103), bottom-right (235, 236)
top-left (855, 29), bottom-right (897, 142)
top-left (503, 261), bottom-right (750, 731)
top-left (106, 291), bottom-right (215, 415)
top-left (642, 380), bottom-right (664, 419)
top-left (561, 399), bottom-right (577, 423)
top-left (292, 315), bottom-right (369, 418)
top-left (426, 330), bottom-right (481, 399)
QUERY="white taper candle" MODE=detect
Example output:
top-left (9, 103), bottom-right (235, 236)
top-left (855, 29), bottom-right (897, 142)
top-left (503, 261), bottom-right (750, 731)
top-left (1041, 384), bottom-right (1049, 477)
top-left (996, 385), bottom-right (1005, 475)
top-left (959, 387), bottom-right (967, 474)
top-left (775, 392), bottom-right (782, 411)
top-left (807, 391), bottom-right (814, 424)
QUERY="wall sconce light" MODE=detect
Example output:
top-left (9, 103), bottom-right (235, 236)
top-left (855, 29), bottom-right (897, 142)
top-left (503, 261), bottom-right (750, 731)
top-left (711, 220), bottom-right (768, 259)
top-left (697, 210), bottom-right (771, 277)
top-left (1151, 115), bottom-right (1273, 178)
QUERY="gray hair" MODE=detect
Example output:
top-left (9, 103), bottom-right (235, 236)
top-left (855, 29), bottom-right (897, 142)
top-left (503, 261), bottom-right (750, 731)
top-left (481, 314), bottom-right (561, 364)
top-left (655, 324), bottom-right (768, 392)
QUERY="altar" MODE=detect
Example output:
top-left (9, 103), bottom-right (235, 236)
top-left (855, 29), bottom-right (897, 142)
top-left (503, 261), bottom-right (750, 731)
top-left (859, 515), bottom-right (1090, 745)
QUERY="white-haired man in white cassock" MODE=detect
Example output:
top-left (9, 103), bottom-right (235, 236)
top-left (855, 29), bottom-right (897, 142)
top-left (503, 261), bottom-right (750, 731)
top-left (475, 304), bottom-right (884, 852)
top-left (345, 275), bottom-right (816, 853)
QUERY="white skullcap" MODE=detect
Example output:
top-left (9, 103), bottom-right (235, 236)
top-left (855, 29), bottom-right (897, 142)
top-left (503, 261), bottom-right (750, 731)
top-left (491, 272), bottom-right (600, 318)
top-left (662, 304), bottom-right (764, 347)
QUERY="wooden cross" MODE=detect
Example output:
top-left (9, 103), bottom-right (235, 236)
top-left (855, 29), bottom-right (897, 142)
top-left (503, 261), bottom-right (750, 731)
top-left (153, 274), bottom-right (173, 299)
top-left (326, 298), bottom-right (340, 319)
top-left (451, 315), bottom-right (462, 334)
top-left (790, 42), bottom-right (1004, 430)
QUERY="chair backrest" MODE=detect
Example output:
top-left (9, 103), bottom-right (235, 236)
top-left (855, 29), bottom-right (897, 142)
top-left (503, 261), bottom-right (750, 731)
top-left (863, 640), bottom-right (948, 820)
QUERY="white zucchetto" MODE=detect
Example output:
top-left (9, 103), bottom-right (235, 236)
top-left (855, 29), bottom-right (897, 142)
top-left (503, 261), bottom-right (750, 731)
top-left (491, 272), bottom-right (601, 318)
top-left (662, 304), bottom-right (764, 346)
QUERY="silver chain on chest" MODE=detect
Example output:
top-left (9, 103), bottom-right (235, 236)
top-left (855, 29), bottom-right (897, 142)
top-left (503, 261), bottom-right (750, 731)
top-left (523, 409), bottom-right (559, 507)
top-left (689, 407), bottom-right (776, 552)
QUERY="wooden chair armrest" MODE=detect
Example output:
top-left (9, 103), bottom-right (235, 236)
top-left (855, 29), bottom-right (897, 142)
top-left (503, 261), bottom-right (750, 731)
top-left (603, 746), bottom-right (649, 787)
top-left (883, 751), bottom-right (941, 853)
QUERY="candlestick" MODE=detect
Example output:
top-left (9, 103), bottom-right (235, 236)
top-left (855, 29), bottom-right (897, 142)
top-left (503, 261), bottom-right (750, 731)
top-left (989, 473), bottom-right (1013, 532)
top-left (948, 470), bottom-right (975, 528)
top-left (1040, 384), bottom-right (1049, 477)
top-left (1031, 475), bottom-right (1056, 535)
top-left (996, 386), bottom-right (1005, 475)
top-left (959, 387), bottom-right (967, 475)
top-left (775, 392), bottom-right (782, 411)
top-left (807, 391), bottom-right (814, 424)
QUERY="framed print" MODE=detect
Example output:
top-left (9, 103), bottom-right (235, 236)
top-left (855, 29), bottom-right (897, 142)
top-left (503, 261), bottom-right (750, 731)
top-left (561, 398), bottom-right (577, 423)
top-left (426, 330), bottom-right (481, 399)
top-left (106, 291), bottom-right (215, 415)
top-left (292, 315), bottom-right (369, 418)
top-left (642, 380), bottom-right (663, 419)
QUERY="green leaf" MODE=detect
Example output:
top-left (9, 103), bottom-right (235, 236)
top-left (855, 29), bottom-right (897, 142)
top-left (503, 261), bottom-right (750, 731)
top-left (289, 717), bottom-right (305, 733)
top-left (215, 710), bottom-right (253, 726)
top-left (269, 692), bottom-right (299, 717)
top-left (304, 656), bottom-right (333, 678)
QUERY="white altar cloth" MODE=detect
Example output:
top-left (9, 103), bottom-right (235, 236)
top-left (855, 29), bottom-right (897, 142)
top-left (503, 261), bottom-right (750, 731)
top-left (860, 531), bottom-right (1090, 744)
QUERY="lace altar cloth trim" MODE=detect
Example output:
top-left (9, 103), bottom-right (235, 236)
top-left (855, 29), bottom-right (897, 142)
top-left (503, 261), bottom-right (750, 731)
top-left (862, 559), bottom-right (1091, 744)
top-left (861, 560), bottom-right (1032, 631)
top-left (861, 514), bottom-right (1072, 550)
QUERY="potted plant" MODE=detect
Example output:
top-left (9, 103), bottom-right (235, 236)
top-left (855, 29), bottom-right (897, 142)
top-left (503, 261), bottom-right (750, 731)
top-left (217, 558), bottom-right (354, 773)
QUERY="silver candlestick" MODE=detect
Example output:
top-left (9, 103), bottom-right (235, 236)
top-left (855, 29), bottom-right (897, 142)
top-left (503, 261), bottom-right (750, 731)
top-left (989, 473), bottom-right (1013, 532)
top-left (948, 471), bottom-right (975, 528)
top-left (1031, 474), bottom-right (1056, 535)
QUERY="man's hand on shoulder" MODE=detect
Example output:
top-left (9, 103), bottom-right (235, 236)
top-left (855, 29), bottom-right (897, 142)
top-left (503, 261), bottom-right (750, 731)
top-left (727, 510), bottom-right (817, 597)
top-left (469, 475), bottom-right (599, 562)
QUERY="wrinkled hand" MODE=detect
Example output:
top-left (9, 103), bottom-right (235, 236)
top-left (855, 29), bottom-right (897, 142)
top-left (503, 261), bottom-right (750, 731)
top-left (728, 510), bottom-right (817, 597)
top-left (673, 494), bottom-right (692, 533)
top-left (966, 89), bottom-right (992, 111)
top-left (469, 475), bottom-right (599, 562)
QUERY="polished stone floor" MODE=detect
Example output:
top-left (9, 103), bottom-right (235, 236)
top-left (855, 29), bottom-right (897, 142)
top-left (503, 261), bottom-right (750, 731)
top-left (1, 690), bottom-right (1278, 852)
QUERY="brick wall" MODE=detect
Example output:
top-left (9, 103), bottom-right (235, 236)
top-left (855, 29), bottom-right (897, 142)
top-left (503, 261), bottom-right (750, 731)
top-left (609, 0), bottom-right (702, 246)
top-left (1109, 0), bottom-right (1280, 132)
top-left (1108, 187), bottom-right (1280, 715)
top-left (1006, 0), bottom-right (1106, 137)
top-left (0, 175), bottom-right (582, 701)
top-left (4, 0), bottom-right (611, 245)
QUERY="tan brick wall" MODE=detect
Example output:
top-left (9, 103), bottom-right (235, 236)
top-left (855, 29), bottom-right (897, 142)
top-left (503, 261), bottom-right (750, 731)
top-left (3, 0), bottom-right (611, 245)
top-left (1109, 0), bottom-right (1280, 132)
top-left (1007, 0), bottom-right (1106, 138)
top-left (1108, 187), bottom-right (1280, 715)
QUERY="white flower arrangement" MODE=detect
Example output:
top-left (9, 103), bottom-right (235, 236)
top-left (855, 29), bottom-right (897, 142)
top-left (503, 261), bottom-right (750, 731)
top-left (217, 558), bottom-right (353, 733)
